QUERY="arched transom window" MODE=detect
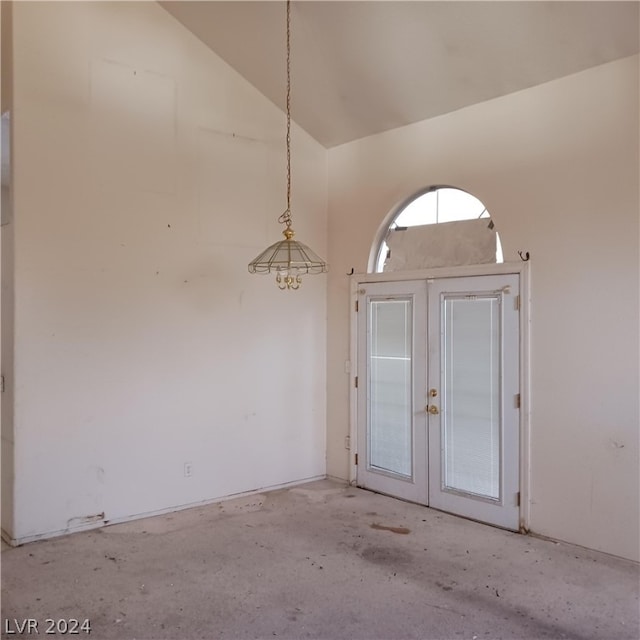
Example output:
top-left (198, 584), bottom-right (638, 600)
top-left (374, 187), bottom-right (503, 272)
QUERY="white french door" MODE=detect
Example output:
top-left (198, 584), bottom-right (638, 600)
top-left (356, 280), bottom-right (428, 504)
top-left (356, 273), bottom-right (521, 530)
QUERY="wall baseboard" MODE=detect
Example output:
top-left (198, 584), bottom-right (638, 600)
top-left (2, 474), bottom-right (328, 548)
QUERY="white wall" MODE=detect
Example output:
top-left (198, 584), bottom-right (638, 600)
top-left (327, 56), bottom-right (639, 561)
top-left (6, 1), bottom-right (327, 543)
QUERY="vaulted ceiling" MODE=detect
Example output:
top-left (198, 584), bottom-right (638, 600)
top-left (161, 1), bottom-right (640, 148)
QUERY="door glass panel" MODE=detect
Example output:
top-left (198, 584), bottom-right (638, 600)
top-left (368, 299), bottom-right (413, 477)
top-left (442, 295), bottom-right (500, 499)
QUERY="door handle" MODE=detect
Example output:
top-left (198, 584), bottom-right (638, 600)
top-left (427, 405), bottom-right (439, 415)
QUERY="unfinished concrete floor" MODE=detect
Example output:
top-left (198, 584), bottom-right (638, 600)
top-left (2, 479), bottom-right (638, 640)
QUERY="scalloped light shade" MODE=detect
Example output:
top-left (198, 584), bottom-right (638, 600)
top-left (248, 229), bottom-right (328, 289)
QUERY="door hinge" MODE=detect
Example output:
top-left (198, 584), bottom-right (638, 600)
top-left (355, 300), bottom-right (359, 312)
top-left (354, 376), bottom-right (358, 388)
top-left (514, 295), bottom-right (521, 311)
top-left (515, 393), bottom-right (521, 409)
top-left (516, 491), bottom-right (521, 507)
top-left (355, 453), bottom-right (359, 466)
top-left (0, 375), bottom-right (4, 393)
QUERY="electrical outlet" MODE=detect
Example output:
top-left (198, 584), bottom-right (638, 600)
top-left (184, 462), bottom-right (193, 478)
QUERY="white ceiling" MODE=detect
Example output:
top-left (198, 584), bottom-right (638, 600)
top-left (163, 1), bottom-right (639, 148)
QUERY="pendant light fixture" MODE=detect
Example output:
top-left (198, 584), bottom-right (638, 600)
top-left (248, 0), bottom-right (328, 290)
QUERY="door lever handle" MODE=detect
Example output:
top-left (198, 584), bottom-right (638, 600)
top-left (427, 405), bottom-right (439, 415)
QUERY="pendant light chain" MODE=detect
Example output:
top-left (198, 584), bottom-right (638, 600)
top-left (278, 0), bottom-right (293, 230)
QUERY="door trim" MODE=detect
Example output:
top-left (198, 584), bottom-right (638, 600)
top-left (349, 261), bottom-right (531, 532)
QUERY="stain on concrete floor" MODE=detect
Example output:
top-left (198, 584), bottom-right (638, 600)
top-left (370, 523), bottom-right (411, 534)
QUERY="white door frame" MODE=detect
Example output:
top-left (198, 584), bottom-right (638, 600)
top-left (349, 261), bottom-right (531, 532)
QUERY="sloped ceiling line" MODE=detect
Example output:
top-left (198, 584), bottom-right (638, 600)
top-left (161, 1), bottom-right (640, 148)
